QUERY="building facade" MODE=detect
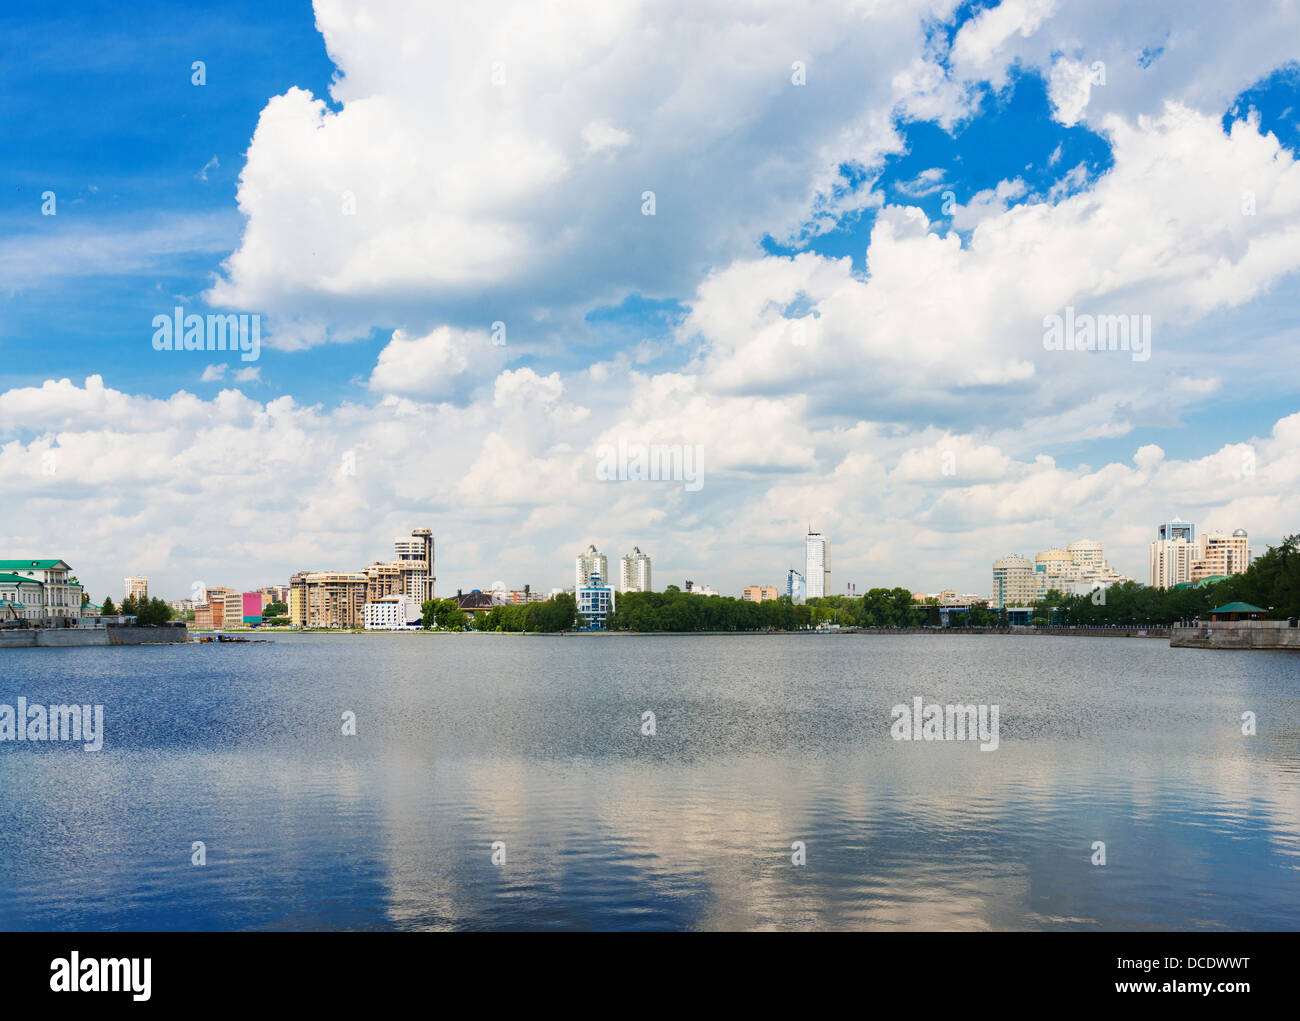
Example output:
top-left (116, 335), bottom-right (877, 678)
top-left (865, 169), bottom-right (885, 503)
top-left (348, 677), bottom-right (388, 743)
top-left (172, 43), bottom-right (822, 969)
top-left (193, 586), bottom-right (234, 628)
top-left (1190, 529), bottom-right (1250, 581)
top-left (0, 559), bottom-right (85, 620)
top-left (365, 528), bottom-right (435, 605)
top-left (992, 554), bottom-right (1037, 609)
top-left (620, 547), bottom-right (652, 593)
top-left (742, 585), bottom-right (780, 602)
top-left (364, 594), bottom-right (422, 630)
top-left (290, 572), bottom-right (369, 628)
top-left (1031, 540), bottom-right (1131, 597)
top-left (124, 575), bottom-right (149, 603)
top-left (576, 569), bottom-right (615, 630)
top-left (1150, 537), bottom-right (1194, 589)
top-left (804, 529), bottom-right (829, 599)
top-left (575, 544), bottom-right (608, 591)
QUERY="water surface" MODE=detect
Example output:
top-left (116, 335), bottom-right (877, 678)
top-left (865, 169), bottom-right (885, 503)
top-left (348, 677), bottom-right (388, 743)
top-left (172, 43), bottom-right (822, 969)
top-left (1, 633), bottom-right (1297, 930)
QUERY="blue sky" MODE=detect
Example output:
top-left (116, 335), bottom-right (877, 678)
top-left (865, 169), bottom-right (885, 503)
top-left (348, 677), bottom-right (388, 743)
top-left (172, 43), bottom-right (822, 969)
top-left (2, 0), bottom-right (1299, 601)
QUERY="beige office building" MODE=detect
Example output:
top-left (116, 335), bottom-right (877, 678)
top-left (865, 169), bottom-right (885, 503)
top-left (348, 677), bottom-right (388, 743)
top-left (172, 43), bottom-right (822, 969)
top-left (290, 572), bottom-right (369, 628)
top-left (992, 555), bottom-right (1037, 609)
top-left (742, 585), bottom-right (780, 602)
top-left (365, 528), bottom-right (435, 605)
top-left (1190, 529), bottom-right (1251, 582)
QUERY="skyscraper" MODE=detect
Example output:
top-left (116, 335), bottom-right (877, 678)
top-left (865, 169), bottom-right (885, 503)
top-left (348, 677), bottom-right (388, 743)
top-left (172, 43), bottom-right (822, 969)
top-left (804, 528), bottom-right (829, 599)
top-left (1150, 519), bottom-right (1195, 589)
top-left (575, 544), bottom-right (608, 591)
top-left (620, 547), bottom-right (652, 592)
top-left (124, 576), bottom-right (149, 602)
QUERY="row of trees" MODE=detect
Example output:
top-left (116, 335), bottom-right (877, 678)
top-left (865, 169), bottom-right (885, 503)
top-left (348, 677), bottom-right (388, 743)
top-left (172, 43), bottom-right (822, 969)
top-left (419, 593), bottom-right (580, 633)
top-left (1042, 534), bottom-right (1300, 625)
top-left (100, 593), bottom-right (175, 626)
top-left (606, 587), bottom-right (817, 631)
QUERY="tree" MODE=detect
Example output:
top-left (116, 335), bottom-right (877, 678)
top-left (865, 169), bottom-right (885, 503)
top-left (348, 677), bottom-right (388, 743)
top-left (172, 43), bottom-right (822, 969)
top-left (420, 599), bottom-right (437, 629)
top-left (101, 595), bottom-right (116, 615)
top-left (263, 600), bottom-right (287, 617)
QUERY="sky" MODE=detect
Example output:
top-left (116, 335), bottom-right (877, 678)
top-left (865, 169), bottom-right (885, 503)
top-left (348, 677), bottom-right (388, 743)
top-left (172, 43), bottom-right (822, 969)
top-left (2, 0), bottom-right (1299, 603)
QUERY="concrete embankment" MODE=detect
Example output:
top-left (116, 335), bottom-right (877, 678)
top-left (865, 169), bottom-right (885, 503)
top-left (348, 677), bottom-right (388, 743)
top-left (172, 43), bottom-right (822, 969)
top-left (1171, 621), bottom-right (1300, 649)
top-left (835, 626), bottom-right (1171, 637)
top-left (0, 625), bottom-right (190, 647)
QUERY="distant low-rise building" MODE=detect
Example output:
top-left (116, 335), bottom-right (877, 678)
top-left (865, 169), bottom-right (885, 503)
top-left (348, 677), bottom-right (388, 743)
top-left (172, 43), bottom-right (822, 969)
top-left (742, 585), bottom-right (780, 602)
top-left (454, 590), bottom-right (496, 618)
top-left (192, 587), bottom-right (234, 629)
top-left (364, 594), bottom-right (422, 630)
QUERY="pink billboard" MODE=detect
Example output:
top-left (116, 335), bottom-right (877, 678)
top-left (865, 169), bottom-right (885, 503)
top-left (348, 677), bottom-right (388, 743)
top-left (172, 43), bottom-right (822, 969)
top-left (242, 593), bottom-right (263, 623)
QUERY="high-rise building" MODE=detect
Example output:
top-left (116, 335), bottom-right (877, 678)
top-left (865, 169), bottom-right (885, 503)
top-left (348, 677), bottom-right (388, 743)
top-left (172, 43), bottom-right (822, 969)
top-left (805, 529), bottom-right (829, 599)
top-left (290, 572), bottom-right (369, 628)
top-left (620, 547), bottom-right (652, 593)
top-left (992, 554), bottom-right (1036, 609)
top-left (1190, 529), bottom-right (1250, 582)
top-left (1158, 519), bottom-right (1195, 543)
top-left (1033, 540), bottom-right (1131, 596)
top-left (125, 576), bottom-right (149, 602)
top-left (575, 544), bottom-right (608, 591)
top-left (1150, 531), bottom-right (1194, 589)
top-left (366, 528), bottom-right (435, 605)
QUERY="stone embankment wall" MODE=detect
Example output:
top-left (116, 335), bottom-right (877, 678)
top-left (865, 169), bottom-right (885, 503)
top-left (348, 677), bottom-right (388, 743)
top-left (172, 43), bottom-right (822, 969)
top-left (0, 625), bottom-right (189, 648)
top-left (1171, 621), bottom-right (1300, 649)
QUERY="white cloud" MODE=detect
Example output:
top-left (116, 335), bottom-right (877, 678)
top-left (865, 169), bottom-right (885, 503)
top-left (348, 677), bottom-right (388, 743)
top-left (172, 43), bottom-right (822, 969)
top-left (205, 0), bottom-right (978, 347)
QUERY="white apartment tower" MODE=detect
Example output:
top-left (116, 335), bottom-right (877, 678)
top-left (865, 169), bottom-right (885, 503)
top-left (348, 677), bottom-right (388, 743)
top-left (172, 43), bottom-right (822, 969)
top-left (576, 544), bottom-right (608, 591)
top-left (805, 528), bottom-right (829, 599)
top-left (1150, 539), bottom-right (1193, 588)
top-left (620, 547), bottom-right (652, 593)
top-left (124, 575), bottom-right (149, 602)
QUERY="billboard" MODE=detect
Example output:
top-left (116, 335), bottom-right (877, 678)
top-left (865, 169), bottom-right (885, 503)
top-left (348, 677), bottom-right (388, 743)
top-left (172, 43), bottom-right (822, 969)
top-left (242, 592), bottom-right (263, 625)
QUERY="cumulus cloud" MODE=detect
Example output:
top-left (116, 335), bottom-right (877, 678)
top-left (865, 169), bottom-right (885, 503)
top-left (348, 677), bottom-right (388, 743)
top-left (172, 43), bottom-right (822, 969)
top-left (205, 0), bottom-right (975, 347)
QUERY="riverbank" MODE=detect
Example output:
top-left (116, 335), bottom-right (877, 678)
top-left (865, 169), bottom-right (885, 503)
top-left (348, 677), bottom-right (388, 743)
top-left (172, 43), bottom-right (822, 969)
top-left (0, 624), bottom-right (189, 647)
top-left (1171, 620), bottom-right (1300, 649)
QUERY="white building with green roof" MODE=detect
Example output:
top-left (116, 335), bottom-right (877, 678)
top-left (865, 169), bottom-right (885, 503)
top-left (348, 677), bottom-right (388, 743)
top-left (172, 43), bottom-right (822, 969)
top-left (0, 559), bottom-right (84, 621)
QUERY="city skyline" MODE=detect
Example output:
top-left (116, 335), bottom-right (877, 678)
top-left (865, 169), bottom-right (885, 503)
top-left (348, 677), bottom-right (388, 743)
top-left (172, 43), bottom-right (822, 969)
top-left (4, 2), bottom-right (1299, 615)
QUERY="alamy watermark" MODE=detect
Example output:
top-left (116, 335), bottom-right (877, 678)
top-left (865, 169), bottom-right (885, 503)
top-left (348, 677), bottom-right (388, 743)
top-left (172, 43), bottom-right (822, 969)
top-left (890, 696), bottom-right (999, 751)
top-left (152, 305), bottom-right (261, 362)
top-left (596, 439), bottom-right (704, 492)
top-left (1043, 306), bottom-right (1151, 362)
top-left (0, 697), bottom-right (104, 751)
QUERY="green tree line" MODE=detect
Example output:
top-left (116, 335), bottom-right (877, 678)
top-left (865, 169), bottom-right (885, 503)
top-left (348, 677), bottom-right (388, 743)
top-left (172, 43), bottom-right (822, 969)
top-left (420, 593), bottom-right (581, 632)
top-left (1045, 534), bottom-right (1300, 625)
